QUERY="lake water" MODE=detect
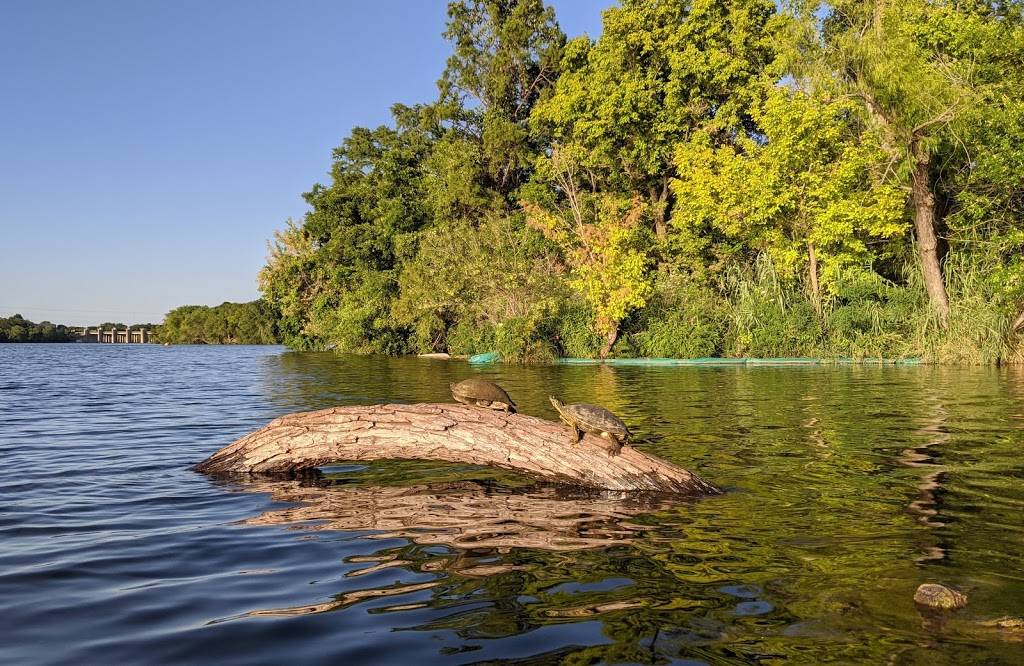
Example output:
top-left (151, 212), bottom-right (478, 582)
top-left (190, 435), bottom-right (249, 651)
top-left (2, 344), bottom-right (1023, 664)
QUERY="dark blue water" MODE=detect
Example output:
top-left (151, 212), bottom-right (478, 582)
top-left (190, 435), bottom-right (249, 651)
top-left (2, 344), bottom-right (1024, 664)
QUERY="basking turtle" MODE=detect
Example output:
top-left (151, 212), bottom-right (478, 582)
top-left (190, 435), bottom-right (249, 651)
top-left (914, 583), bottom-right (968, 610)
top-left (549, 396), bottom-right (630, 454)
top-left (450, 378), bottom-right (517, 413)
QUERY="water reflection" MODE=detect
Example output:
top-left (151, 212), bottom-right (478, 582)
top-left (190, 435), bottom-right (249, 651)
top-left (242, 355), bottom-right (1024, 661)
top-left (235, 476), bottom-right (680, 551)
top-left (6, 345), bottom-right (1024, 664)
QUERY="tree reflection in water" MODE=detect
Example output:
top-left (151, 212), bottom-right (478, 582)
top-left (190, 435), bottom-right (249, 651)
top-left (216, 474), bottom-right (686, 623)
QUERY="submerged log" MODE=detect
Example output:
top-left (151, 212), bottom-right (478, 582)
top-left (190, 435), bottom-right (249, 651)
top-left (194, 403), bottom-right (720, 496)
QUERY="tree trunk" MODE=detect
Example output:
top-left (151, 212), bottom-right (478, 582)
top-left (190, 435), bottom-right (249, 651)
top-left (910, 145), bottom-right (950, 325)
top-left (808, 242), bottom-right (821, 317)
top-left (650, 181), bottom-right (669, 241)
top-left (194, 403), bottom-right (720, 496)
top-left (1012, 309), bottom-right (1024, 334)
top-left (599, 328), bottom-right (618, 359)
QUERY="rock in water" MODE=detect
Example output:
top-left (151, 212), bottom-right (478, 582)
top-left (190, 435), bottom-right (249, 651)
top-left (914, 583), bottom-right (968, 610)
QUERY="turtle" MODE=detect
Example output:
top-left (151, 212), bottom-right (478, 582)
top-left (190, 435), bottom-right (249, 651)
top-left (450, 378), bottom-right (517, 413)
top-left (914, 583), bottom-right (968, 610)
top-left (549, 396), bottom-right (631, 455)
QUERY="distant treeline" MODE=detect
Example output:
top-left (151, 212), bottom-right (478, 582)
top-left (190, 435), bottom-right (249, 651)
top-left (0, 315), bottom-right (75, 342)
top-left (158, 300), bottom-right (280, 345)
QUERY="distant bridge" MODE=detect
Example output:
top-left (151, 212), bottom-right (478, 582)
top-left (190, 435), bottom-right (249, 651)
top-left (77, 327), bottom-right (150, 344)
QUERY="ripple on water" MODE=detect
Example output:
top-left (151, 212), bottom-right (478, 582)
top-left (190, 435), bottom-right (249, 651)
top-left (2, 345), bottom-right (1024, 664)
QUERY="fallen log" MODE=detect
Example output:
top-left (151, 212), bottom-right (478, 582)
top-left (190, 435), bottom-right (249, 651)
top-left (194, 403), bottom-right (720, 496)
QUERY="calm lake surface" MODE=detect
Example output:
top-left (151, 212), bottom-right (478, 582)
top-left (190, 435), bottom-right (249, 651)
top-left (2, 344), bottom-right (1023, 664)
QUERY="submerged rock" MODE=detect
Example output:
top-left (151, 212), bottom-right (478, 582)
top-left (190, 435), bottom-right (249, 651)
top-left (980, 617), bottom-right (1024, 631)
top-left (914, 583), bottom-right (968, 610)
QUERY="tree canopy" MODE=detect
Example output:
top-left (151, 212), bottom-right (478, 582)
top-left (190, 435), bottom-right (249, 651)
top-left (0, 315), bottom-right (75, 343)
top-left (258, 0), bottom-right (1024, 363)
top-left (157, 301), bottom-right (280, 345)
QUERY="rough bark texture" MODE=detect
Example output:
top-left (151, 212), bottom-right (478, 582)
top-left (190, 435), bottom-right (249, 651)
top-left (194, 403), bottom-right (720, 495)
top-left (911, 145), bottom-right (951, 324)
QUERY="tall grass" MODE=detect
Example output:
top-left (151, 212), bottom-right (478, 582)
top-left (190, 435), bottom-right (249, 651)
top-left (618, 253), bottom-right (1021, 363)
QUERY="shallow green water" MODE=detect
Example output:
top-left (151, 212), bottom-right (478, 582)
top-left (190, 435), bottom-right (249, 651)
top-left (4, 345), bottom-right (1023, 664)
top-left (261, 353), bottom-right (1024, 663)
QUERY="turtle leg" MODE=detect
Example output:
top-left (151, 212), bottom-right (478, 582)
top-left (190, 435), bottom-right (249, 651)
top-left (600, 431), bottom-right (622, 456)
top-left (475, 399), bottom-right (492, 408)
top-left (573, 426), bottom-right (583, 445)
top-left (453, 395), bottom-right (470, 406)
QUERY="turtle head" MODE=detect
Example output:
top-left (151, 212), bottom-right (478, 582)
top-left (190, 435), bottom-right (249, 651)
top-left (548, 396), bottom-right (563, 411)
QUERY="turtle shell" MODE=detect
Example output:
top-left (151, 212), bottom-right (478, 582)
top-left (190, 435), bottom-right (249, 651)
top-left (914, 583), bottom-right (967, 610)
top-left (562, 403), bottom-right (630, 439)
top-left (451, 378), bottom-right (516, 408)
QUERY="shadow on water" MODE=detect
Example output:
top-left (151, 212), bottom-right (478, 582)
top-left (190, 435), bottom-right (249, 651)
top-left (3, 345), bottom-right (1024, 664)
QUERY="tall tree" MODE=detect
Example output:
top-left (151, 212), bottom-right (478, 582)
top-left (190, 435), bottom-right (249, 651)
top-left (260, 104), bottom-right (437, 351)
top-left (672, 88), bottom-right (904, 313)
top-left (531, 0), bottom-right (778, 240)
top-left (795, 0), bottom-right (1023, 324)
top-left (438, 0), bottom-right (565, 199)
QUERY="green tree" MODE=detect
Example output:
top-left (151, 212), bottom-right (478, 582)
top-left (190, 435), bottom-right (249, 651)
top-left (260, 104), bottom-right (436, 351)
top-left (438, 0), bottom-right (565, 198)
top-left (523, 146), bottom-right (654, 356)
top-left (531, 0), bottom-right (778, 240)
top-left (672, 88), bottom-right (904, 313)
top-left (792, 0), bottom-right (1024, 324)
top-left (159, 301), bottom-right (279, 344)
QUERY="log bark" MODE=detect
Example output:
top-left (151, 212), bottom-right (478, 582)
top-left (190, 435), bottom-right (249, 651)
top-left (194, 403), bottom-right (720, 496)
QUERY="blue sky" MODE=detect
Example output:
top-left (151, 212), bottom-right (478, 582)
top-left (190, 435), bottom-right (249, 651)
top-left (0, 0), bottom-right (604, 325)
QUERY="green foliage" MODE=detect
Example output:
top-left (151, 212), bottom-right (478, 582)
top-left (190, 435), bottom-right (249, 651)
top-left (157, 301), bottom-right (279, 345)
top-left (522, 177), bottom-right (654, 355)
top-left (821, 267), bottom-right (924, 359)
top-left (530, 0), bottom-right (778, 237)
top-left (393, 213), bottom-right (563, 355)
top-left (494, 314), bottom-right (556, 364)
top-left (554, 301), bottom-right (603, 358)
top-left (256, 0), bottom-right (1024, 364)
top-left (724, 258), bottom-right (823, 357)
top-left (672, 88), bottom-right (904, 288)
top-left (438, 0), bottom-right (565, 198)
top-left (0, 315), bottom-right (74, 343)
top-left (629, 274), bottom-right (727, 358)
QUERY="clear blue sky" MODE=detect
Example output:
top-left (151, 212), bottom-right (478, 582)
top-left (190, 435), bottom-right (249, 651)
top-left (0, 0), bottom-right (604, 326)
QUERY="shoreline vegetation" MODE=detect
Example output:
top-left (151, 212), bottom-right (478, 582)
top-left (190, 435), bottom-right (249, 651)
top-left (251, 0), bottom-right (1024, 365)
top-left (13, 2), bottom-right (1024, 364)
top-left (0, 302), bottom-right (277, 346)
